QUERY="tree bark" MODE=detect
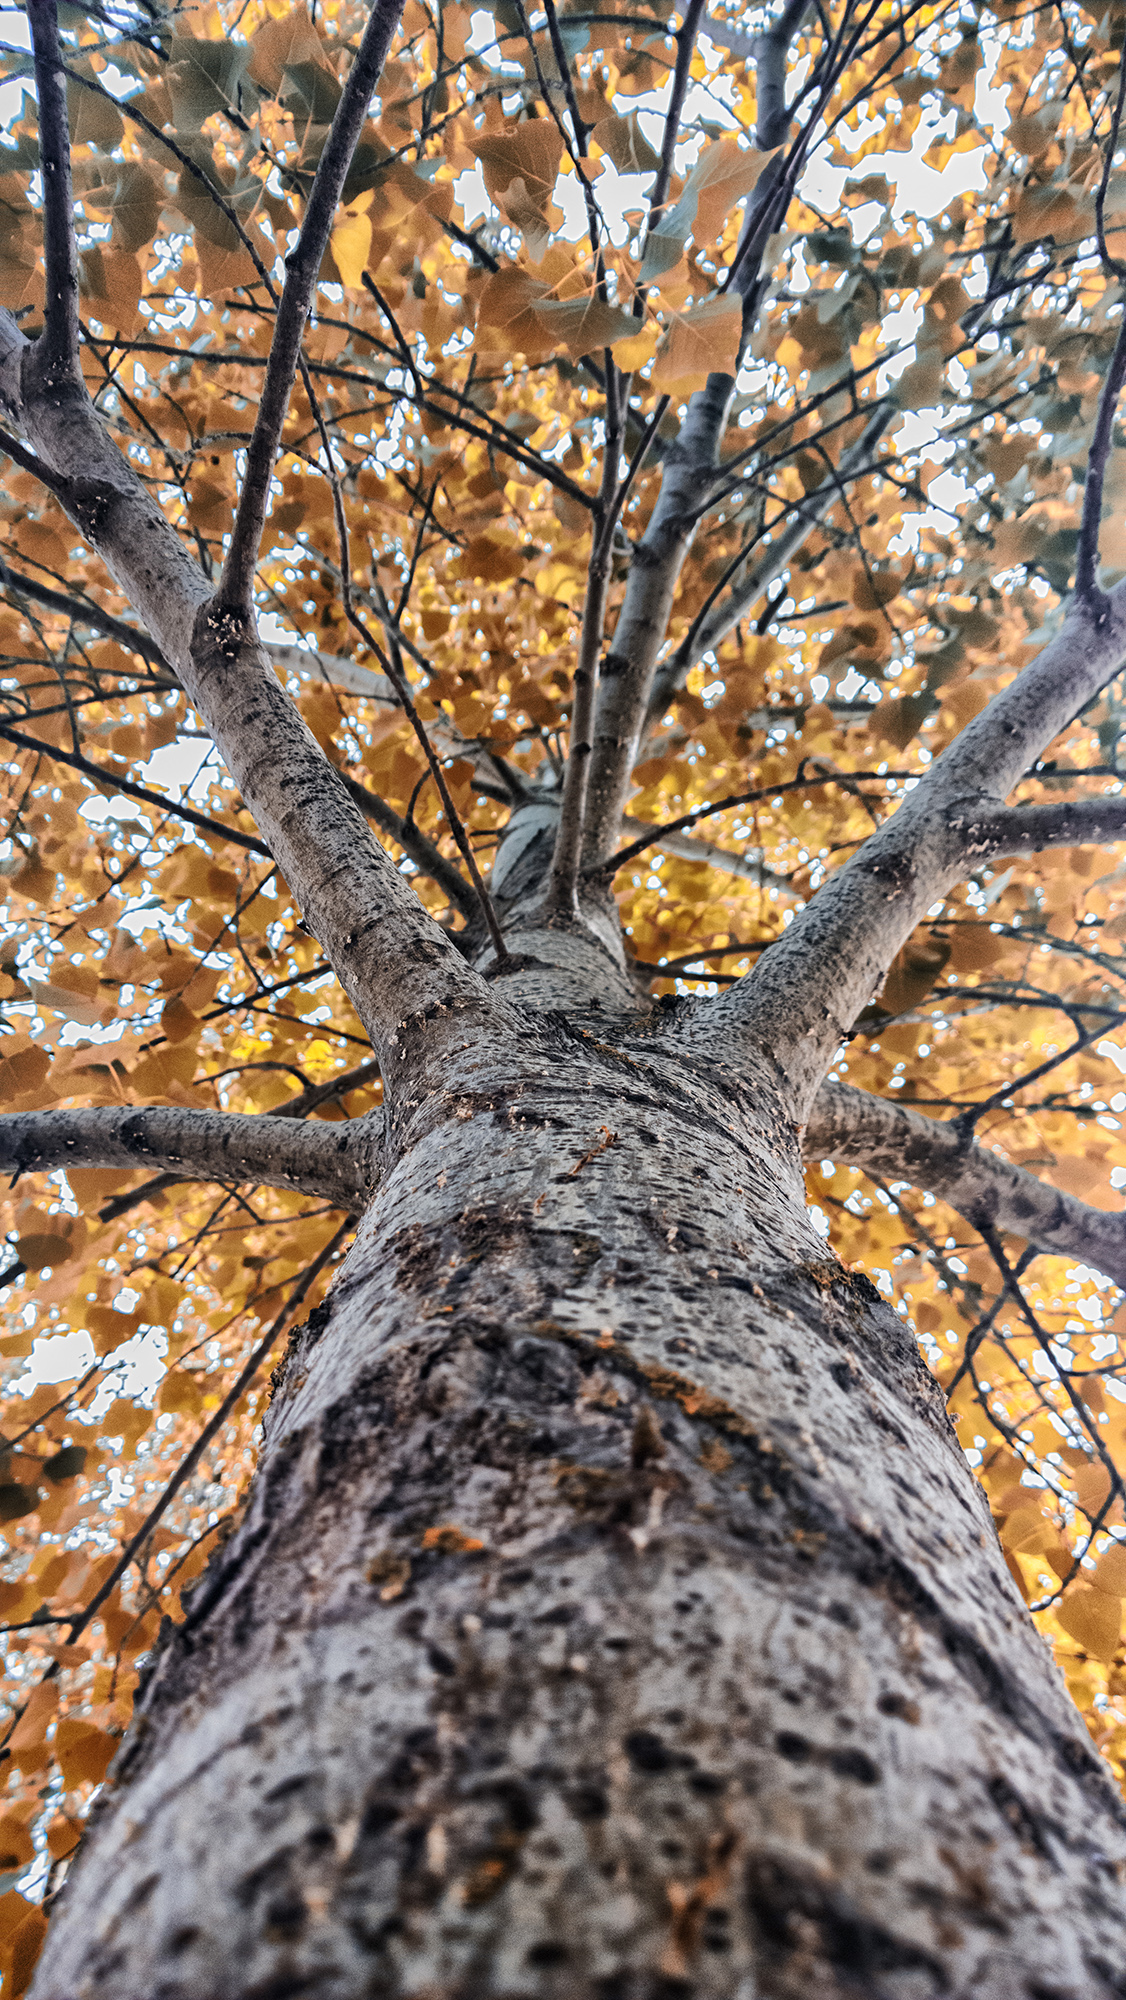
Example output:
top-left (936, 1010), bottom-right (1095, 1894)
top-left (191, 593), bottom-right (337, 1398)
top-left (33, 1009), bottom-right (1126, 2000)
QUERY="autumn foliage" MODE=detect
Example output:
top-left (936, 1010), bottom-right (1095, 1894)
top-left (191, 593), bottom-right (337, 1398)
top-left (3, 0), bottom-right (1126, 1983)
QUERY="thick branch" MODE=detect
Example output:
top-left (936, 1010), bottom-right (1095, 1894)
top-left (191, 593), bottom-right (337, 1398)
top-left (804, 1080), bottom-right (1126, 1291)
top-left (0, 1106), bottom-right (377, 1211)
top-left (220, 0), bottom-right (405, 609)
top-left (708, 590), bottom-right (1126, 1115)
top-left (950, 795), bottom-right (1126, 859)
top-left (0, 308), bottom-right (502, 1070)
top-left (582, 0), bottom-right (814, 868)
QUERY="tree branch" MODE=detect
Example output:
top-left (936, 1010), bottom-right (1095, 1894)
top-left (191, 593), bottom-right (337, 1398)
top-left (1075, 309), bottom-right (1126, 611)
top-left (219, 0), bottom-right (405, 609)
top-left (644, 403), bottom-right (892, 731)
top-left (703, 586), bottom-right (1126, 1116)
top-left (26, 0), bottom-right (79, 384)
top-left (804, 1079), bottom-right (1126, 1291)
top-left (0, 1106), bottom-right (377, 1211)
top-left (0, 719), bottom-right (271, 855)
top-left (0, 311), bottom-right (503, 1071)
top-left (948, 794), bottom-right (1126, 860)
top-left (582, 0), bottom-right (817, 869)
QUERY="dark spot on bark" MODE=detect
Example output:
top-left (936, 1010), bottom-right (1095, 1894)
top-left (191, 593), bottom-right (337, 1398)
top-left (864, 847), bottom-right (915, 896)
top-left (775, 1731), bottom-right (811, 1763)
top-left (987, 1774), bottom-right (1056, 1861)
top-left (828, 1746), bottom-right (880, 1784)
top-left (511, 1335), bottom-right (579, 1399)
top-left (827, 1600), bottom-right (855, 1626)
top-left (829, 1360), bottom-right (856, 1391)
top-left (536, 1603), bottom-right (576, 1625)
top-left (427, 1644), bottom-right (457, 1675)
top-left (235, 1849), bottom-right (295, 1909)
top-left (165, 1926), bottom-right (200, 1954)
top-left (688, 1770), bottom-right (727, 1795)
top-left (567, 1784), bottom-right (609, 1819)
top-left (360, 1797), bottom-right (400, 1838)
top-left (866, 1850), bottom-right (895, 1873)
top-left (527, 1940), bottom-right (569, 1966)
top-left (125, 1872), bottom-right (159, 1911)
top-left (625, 1728), bottom-right (674, 1773)
top-left (478, 1777), bottom-right (538, 1833)
top-left (878, 1690), bottom-right (922, 1724)
top-left (262, 1772), bottom-right (311, 1803)
top-left (747, 1853), bottom-right (945, 1984)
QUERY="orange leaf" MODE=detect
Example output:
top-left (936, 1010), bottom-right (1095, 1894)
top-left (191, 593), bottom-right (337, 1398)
top-left (55, 1719), bottom-right (118, 1789)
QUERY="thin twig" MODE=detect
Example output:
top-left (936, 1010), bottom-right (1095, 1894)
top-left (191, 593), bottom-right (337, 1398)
top-left (63, 1224), bottom-right (350, 1649)
top-left (0, 720), bottom-right (270, 855)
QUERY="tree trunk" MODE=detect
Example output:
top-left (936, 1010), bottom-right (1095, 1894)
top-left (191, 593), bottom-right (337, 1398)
top-left (32, 1010), bottom-right (1126, 2000)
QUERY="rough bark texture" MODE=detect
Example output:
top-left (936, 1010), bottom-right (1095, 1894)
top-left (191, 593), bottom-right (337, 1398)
top-left (32, 1004), bottom-right (1126, 2000)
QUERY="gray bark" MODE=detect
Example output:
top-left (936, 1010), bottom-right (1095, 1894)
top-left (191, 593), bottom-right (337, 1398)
top-left (804, 1081), bottom-right (1126, 1289)
top-left (31, 1006), bottom-right (1126, 2000)
top-left (0, 1106), bottom-right (376, 1212)
top-left (11, 3), bottom-right (1126, 1985)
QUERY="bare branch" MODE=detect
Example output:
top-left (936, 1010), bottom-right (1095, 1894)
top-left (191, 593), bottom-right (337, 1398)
top-left (645, 404), bottom-right (892, 731)
top-left (643, 0), bottom-right (708, 237)
top-left (702, 589), bottom-right (1126, 1115)
top-left (804, 1080), bottom-right (1126, 1290)
top-left (949, 795), bottom-right (1126, 859)
top-left (26, 0), bottom-right (79, 383)
top-left (0, 301), bottom-right (503, 1064)
top-left (220, 0), bottom-right (406, 610)
top-left (1075, 311), bottom-right (1126, 610)
top-left (0, 719), bottom-right (271, 855)
top-left (0, 1105), bottom-right (377, 1211)
top-left (0, 558), bottom-right (169, 669)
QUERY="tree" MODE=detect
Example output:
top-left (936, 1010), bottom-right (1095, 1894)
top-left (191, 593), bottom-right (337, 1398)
top-left (6, 0), bottom-right (1126, 1988)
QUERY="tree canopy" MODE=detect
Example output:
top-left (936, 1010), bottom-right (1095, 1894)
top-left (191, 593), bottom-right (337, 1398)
top-left (5, 0), bottom-right (1126, 1984)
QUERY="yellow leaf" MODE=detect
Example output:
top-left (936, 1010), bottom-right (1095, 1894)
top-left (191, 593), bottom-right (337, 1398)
top-left (1056, 1587), bottom-right (1122, 1660)
top-left (476, 268), bottom-right (552, 355)
top-left (531, 294), bottom-right (636, 359)
top-left (611, 322), bottom-right (658, 370)
top-left (159, 1370), bottom-right (206, 1418)
top-left (687, 140), bottom-right (774, 249)
top-left (652, 295), bottom-right (742, 392)
top-left (14, 1232), bottom-right (73, 1274)
top-left (1093, 1543), bottom-right (1126, 1597)
top-left (330, 202), bottom-right (373, 290)
top-left (45, 1816), bottom-right (80, 1861)
top-left (8, 1683), bottom-right (57, 1756)
top-left (0, 1902), bottom-right (47, 1999)
top-left (471, 125), bottom-right (564, 212)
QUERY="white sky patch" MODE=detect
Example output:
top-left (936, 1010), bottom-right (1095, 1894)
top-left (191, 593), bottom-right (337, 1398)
top-left (0, 8), bottom-right (28, 130)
